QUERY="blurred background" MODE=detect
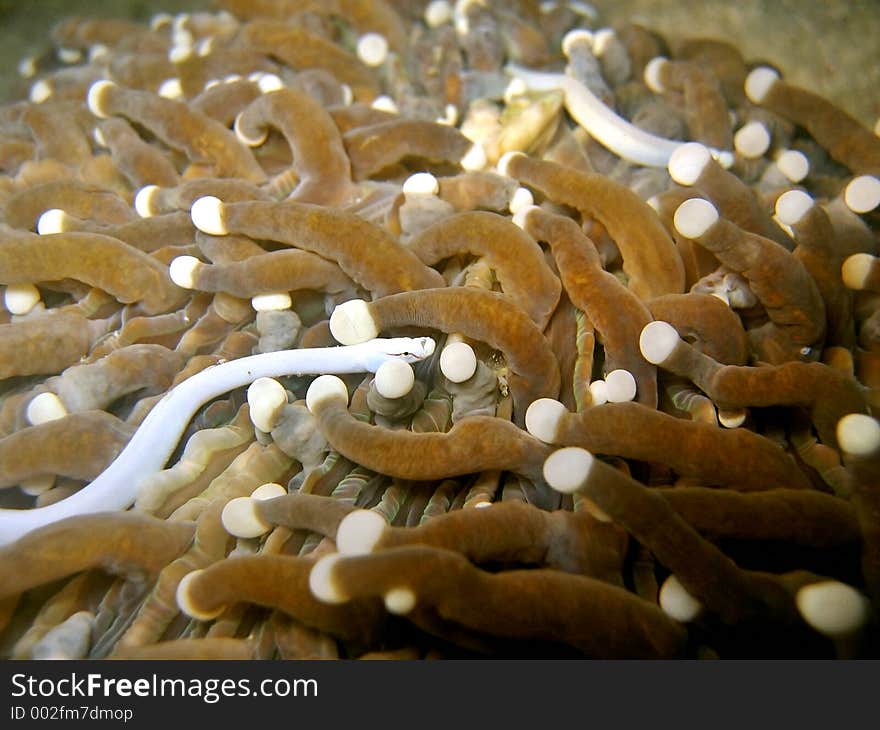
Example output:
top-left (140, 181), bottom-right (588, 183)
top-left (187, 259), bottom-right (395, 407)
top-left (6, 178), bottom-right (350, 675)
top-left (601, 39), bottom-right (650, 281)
top-left (0, 0), bottom-right (877, 126)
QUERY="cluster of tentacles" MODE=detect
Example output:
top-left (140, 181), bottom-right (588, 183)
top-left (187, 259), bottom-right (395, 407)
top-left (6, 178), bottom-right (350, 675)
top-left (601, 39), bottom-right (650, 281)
top-left (0, 0), bottom-right (879, 659)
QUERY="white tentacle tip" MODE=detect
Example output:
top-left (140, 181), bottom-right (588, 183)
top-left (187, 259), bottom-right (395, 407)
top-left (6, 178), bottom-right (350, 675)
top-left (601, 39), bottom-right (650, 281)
top-left (247, 377), bottom-right (288, 432)
top-left (384, 587), bottom-right (417, 615)
top-left (309, 553), bottom-right (348, 604)
top-left (511, 203), bottom-right (540, 231)
top-left (836, 413), bottom-right (880, 457)
top-left (4, 283), bottom-right (41, 315)
top-left (134, 185), bottom-right (160, 218)
top-left (643, 56), bottom-right (668, 94)
top-left (436, 103), bottom-right (458, 126)
top-left (508, 186), bottom-right (534, 216)
top-left (150, 12), bottom-right (172, 30)
top-left (561, 28), bottom-right (594, 57)
top-left (233, 112), bottom-right (267, 147)
top-left (712, 150), bottom-right (735, 169)
top-left (356, 33), bottom-right (389, 67)
top-left (589, 379), bottom-right (608, 405)
top-left (503, 77), bottom-right (528, 104)
top-left (29, 79), bottom-right (53, 104)
top-left (775, 189), bottom-right (814, 226)
top-left (461, 142), bottom-right (487, 171)
top-left (370, 95), bottom-right (399, 114)
top-left (718, 408), bottom-right (747, 429)
top-left (639, 321), bottom-right (681, 365)
top-left (168, 44), bottom-right (194, 64)
top-left (525, 398), bottom-right (567, 444)
top-left (58, 47), bottom-right (83, 65)
top-left (17, 56), bottom-right (37, 79)
top-left (795, 581), bottom-right (869, 637)
top-left (374, 359), bottom-right (415, 399)
top-left (251, 292), bottom-right (292, 311)
top-left (176, 571), bottom-right (224, 621)
top-left (252, 483), bottom-right (287, 501)
top-left (26, 392), bottom-right (68, 426)
top-left (844, 175), bottom-right (880, 215)
top-left (604, 369), bottom-right (637, 402)
top-left (306, 375), bottom-right (349, 413)
top-left (668, 142), bottom-right (711, 186)
top-left (841, 253), bottom-right (875, 291)
top-left (168, 255), bottom-right (201, 289)
top-left (221, 496), bottom-right (272, 538)
top-left (257, 73), bottom-right (284, 94)
top-left (425, 0), bottom-right (452, 27)
top-left (157, 78), bottom-right (183, 99)
top-left (543, 446), bottom-right (594, 494)
top-left (733, 120), bottom-right (771, 159)
top-left (92, 126), bottom-right (108, 148)
top-left (659, 574), bottom-right (703, 623)
top-left (336, 509), bottom-right (387, 555)
top-left (591, 28), bottom-right (617, 57)
top-left (439, 341), bottom-right (477, 383)
top-left (36, 209), bottom-right (69, 235)
top-left (86, 79), bottom-right (117, 119)
top-left (673, 197), bottom-right (718, 239)
top-left (775, 149), bottom-right (809, 183)
top-left (196, 38), bottom-right (214, 58)
top-left (190, 195), bottom-right (227, 235)
top-left (496, 150), bottom-right (525, 178)
top-left (329, 299), bottom-right (378, 345)
top-left (402, 172), bottom-right (439, 198)
top-left (744, 66), bottom-right (780, 104)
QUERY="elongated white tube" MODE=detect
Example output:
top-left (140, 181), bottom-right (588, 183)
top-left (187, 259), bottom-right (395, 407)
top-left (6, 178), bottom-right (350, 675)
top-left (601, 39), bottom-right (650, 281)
top-left (0, 337), bottom-right (435, 546)
top-left (562, 74), bottom-right (679, 167)
top-left (504, 64), bottom-right (577, 94)
top-left (506, 64), bottom-right (733, 169)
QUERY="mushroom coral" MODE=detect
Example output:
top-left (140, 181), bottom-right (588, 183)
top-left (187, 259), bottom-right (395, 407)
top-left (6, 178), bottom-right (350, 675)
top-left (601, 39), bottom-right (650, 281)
top-left (0, 0), bottom-right (877, 660)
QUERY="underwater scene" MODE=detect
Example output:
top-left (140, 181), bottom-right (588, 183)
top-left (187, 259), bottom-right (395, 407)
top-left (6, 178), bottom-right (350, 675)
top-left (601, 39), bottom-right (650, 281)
top-left (0, 0), bottom-right (878, 660)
